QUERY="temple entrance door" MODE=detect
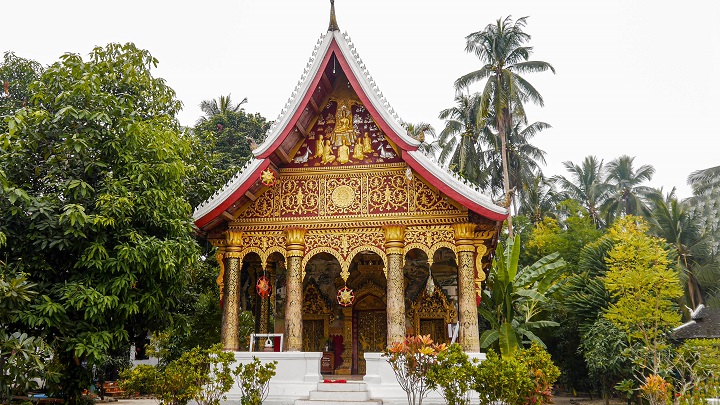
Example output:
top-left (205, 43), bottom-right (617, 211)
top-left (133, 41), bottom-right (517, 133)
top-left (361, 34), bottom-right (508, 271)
top-left (352, 294), bottom-right (387, 375)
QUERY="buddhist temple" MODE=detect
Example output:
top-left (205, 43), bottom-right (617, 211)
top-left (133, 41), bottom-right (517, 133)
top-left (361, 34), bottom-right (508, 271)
top-left (192, 1), bottom-right (508, 390)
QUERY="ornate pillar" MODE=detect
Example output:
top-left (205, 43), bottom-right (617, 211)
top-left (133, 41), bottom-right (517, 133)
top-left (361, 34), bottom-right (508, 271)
top-left (221, 231), bottom-right (243, 351)
top-left (284, 227), bottom-right (306, 351)
top-left (384, 224), bottom-right (406, 346)
top-left (336, 307), bottom-right (353, 375)
top-left (454, 223), bottom-right (480, 352)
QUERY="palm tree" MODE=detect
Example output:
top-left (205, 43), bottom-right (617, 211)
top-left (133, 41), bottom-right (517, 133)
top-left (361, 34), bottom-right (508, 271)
top-left (553, 156), bottom-right (609, 228)
top-left (403, 121), bottom-right (439, 157)
top-left (481, 118), bottom-right (550, 211)
top-left (687, 165), bottom-right (720, 195)
top-left (647, 189), bottom-right (720, 310)
top-left (455, 16), bottom-right (555, 237)
top-left (601, 155), bottom-right (655, 223)
top-left (196, 94), bottom-right (248, 125)
top-left (437, 93), bottom-right (484, 184)
top-left (519, 174), bottom-right (560, 227)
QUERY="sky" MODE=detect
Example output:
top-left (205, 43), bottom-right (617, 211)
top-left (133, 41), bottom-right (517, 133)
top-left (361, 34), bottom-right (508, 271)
top-left (3, 0), bottom-right (718, 200)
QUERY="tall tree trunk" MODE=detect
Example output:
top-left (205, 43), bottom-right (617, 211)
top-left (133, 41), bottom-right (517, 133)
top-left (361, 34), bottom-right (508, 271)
top-left (500, 109), bottom-right (513, 238)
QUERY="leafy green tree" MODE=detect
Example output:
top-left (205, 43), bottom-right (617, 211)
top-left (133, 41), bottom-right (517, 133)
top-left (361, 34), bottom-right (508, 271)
top-left (524, 200), bottom-right (603, 271)
top-left (472, 350), bottom-right (534, 405)
top-left (1, 264), bottom-right (53, 403)
top-left (601, 156), bottom-right (655, 224)
top-left (0, 52), bottom-right (43, 120)
top-left (193, 94), bottom-right (268, 186)
top-left (579, 318), bottom-right (631, 405)
top-left (553, 156), bottom-right (609, 228)
top-left (456, 16), bottom-right (555, 237)
top-left (479, 235), bottom-right (566, 357)
top-left (0, 43), bottom-right (199, 402)
top-left (603, 216), bottom-right (683, 377)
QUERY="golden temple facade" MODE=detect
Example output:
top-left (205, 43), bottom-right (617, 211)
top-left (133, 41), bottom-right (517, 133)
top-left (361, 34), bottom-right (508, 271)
top-left (193, 0), bottom-right (508, 375)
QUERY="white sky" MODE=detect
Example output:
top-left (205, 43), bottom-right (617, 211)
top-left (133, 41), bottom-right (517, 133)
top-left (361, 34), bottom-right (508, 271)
top-left (3, 0), bottom-right (718, 199)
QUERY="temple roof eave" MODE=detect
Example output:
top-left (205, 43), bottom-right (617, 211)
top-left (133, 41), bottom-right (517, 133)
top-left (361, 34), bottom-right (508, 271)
top-left (405, 150), bottom-right (509, 221)
top-left (193, 158), bottom-right (269, 228)
top-left (253, 30), bottom-right (420, 159)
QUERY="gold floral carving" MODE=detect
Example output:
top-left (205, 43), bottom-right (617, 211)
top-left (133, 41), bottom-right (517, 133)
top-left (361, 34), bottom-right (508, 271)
top-left (221, 257), bottom-right (242, 351)
top-left (386, 252), bottom-right (405, 346)
top-left (331, 184), bottom-right (356, 208)
top-left (234, 165), bottom-right (466, 226)
top-left (225, 230), bottom-right (244, 248)
top-left (215, 248), bottom-right (226, 302)
top-left (285, 255), bottom-right (303, 351)
top-left (408, 287), bottom-right (457, 338)
top-left (458, 251), bottom-right (480, 352)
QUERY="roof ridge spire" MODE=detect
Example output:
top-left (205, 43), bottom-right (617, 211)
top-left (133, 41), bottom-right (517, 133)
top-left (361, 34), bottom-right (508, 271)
top-left (328, 0), bottom-right (339, 31)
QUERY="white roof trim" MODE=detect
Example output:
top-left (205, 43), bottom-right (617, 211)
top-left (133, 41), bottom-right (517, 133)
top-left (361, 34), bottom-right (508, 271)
top-left (192, 158), bottom-right (265, 221)
top-left (335, 31), bottom-right (420, 148)
top-left (253, 33), bottom-right (334, 157)
top-left (408, 150), bottom-right (508, 216)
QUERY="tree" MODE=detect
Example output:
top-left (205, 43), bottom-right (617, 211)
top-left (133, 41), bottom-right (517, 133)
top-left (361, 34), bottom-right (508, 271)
top-left (0, 52), bottom-right (43, 120)
top-left (479, 235), bottom-right (566, 357)
top-left (456, 16), bottom-right (555, 237)
top-left (517, 174), bottom-right (559, 227)
top-left (403, 121), bottom-right (439, 157)
top-left (646, 190), bottom-right (717, 310)
top-left (481, 119), bottom-right (550, 213)
top-left (601, 155), bottom-right (655, 224)
top-left (603, 216), bottom-right (683, 377)
top-left (553, 156), bottom-right (609, 228)
top-left (579, 318), bottom-right (631, 405)
top-left (192, 94), bottom-right (268, 202)
top-left (437, 93), bottom-right (484, 184)
top-left (687, 165), bottom-right (720, 196)
top-left (0, 43), bottom-right (199, 403)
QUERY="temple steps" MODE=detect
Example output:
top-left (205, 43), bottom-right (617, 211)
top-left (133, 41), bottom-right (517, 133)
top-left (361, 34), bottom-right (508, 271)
top-left (295, 381), bottom-right (382, 405)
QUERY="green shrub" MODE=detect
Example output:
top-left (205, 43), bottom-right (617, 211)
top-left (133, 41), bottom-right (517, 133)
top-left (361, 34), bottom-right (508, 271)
top-left (473, 350), bottom-right (534, 405)
top-left (427, 344), bottom-right (477, 405)
top-left (518, 343), bottom-right (561, 405)
top-left (234, 357), bottom-right (277, 405)
top-left (156, 344), bottom-right (235, 405)
top-left (119, 364), bottom-right (160, 396)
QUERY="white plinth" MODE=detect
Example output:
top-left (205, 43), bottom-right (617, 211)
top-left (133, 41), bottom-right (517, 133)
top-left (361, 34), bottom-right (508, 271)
top-left (363, 352), bottom-right (486, 405)
top-left (226, 351), bottom-right (322, 405)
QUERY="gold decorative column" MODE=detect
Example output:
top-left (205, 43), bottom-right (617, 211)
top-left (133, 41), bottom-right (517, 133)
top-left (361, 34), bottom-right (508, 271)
top-left (454, 223), bottom-right (480, 352)
top-left (384, 224), bottom-right (406, 346)
top-left (221, 231), bottom-right (243, 351)
top-left (259, 264), bottom-right (272, 335)
top-left (284, 227), bottom-right (306, 351)
top-left (336, 307), bottom-right (353, 375)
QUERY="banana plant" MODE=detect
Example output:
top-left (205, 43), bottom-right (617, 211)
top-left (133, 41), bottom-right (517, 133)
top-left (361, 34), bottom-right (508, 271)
top-left (479, 235), bottom-right (566, 357)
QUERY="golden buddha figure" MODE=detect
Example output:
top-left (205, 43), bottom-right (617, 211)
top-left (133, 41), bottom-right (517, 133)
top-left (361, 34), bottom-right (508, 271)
top-left (314, 134), bottom-right (324, 158)
top-left (321, 139), bottom-right (336, 164)
top-left (352, 140), bottom-right (365, 161)
top-left (331, 101), bottom-right (356, 147)
top-left (337, 139), bottom-right (351, 164)
top-left (362, 132), bottom-right (372, 154)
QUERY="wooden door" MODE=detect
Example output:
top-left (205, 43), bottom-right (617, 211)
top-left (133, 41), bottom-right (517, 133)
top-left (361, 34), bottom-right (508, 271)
top-left (352, 310), bottom-right (386, 374)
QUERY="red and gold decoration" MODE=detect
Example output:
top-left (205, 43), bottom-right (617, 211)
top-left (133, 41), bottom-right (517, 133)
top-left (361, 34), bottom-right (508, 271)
top-left (260, 169), bottom-right (276, 187)
top-left (256, 275), bottom-right (271, 298)
top-left (337, 285), bottom-right (354, 307)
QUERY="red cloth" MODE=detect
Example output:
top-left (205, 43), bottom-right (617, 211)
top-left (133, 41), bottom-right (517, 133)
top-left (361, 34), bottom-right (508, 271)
top-left (323, 379), bottom-right (347, 383)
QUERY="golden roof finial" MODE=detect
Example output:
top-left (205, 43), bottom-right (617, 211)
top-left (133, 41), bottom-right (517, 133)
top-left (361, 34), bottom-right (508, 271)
top-left (328, 0), bottom-right (339, 31)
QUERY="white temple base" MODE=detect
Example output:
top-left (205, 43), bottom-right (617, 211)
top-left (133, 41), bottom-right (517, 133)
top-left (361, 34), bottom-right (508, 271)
top-left (224, 351), bottom-right (486, 405)
top-left (226, 351), bottom-right (322, 405)
top-left (363, 352), bottom-right (486, 405)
